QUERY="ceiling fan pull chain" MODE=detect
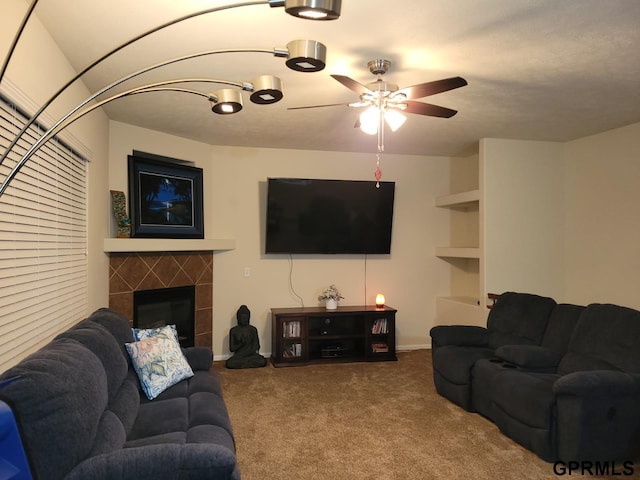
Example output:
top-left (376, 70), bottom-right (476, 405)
top-left (374, 152), bottom-right (382, 188)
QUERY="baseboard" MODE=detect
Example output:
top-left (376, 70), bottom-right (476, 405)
top-left (397, 343), bottom-right (431, 352)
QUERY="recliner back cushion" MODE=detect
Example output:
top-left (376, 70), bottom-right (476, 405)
top-left (487, 292), bottom-right (557, 349)
top-left (558, 303), bottom-right (640, 375)
top-left (540, 303), bottom-right (585, 356)
top-left (87, 308), bottom-right (135, 364)
top-left (56, 319), bottom-right (128, 403)
top-left (0, 339), bottom-right (109, 480)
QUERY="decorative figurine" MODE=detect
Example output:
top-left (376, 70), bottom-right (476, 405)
top-left (226, 305), bottom-right (267, 369)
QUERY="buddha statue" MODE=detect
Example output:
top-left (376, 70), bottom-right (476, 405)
top-left (225, 305), bottom-right (267, 369)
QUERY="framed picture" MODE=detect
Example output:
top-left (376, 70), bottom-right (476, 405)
top-left (128, 153), bottom-right (204, 238)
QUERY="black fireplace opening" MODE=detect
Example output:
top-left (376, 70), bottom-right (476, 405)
top-left (133, 285), bottom-right (195, 348)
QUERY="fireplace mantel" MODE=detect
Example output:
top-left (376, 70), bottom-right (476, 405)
top-left (103, 238), bottom-right (235, 253)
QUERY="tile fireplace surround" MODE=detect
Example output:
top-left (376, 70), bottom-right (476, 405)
top-left (108, 251), bottom-right (213, 347)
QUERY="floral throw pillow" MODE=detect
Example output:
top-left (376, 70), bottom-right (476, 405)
top-left (132, 324), bottom-right (179, 343)
top-left (125, 332), bottom-right (193, 400)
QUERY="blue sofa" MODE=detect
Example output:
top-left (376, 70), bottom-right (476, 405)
top-left (431, 294), bottom-right (640, 463)
top-left (0, 308), bottom-right (239, 480)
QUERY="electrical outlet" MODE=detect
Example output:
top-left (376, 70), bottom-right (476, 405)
top-left (243, 267), bottom-right (251, 277)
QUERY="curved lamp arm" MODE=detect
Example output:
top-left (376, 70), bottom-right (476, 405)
top-left (0, 77), bottom-right (251, 196)
top-left (0, 47), bottom-right (268, 168)
top-left (0, 0), bottom-right (39, 83)
top-left (0, 37), bottom-right (326, 169)
top-left (0, 0), bottom-right (339, 173)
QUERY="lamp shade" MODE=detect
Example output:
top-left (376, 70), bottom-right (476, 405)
top-left (375, 294), bottom-right (385, 308)
top-left (250, 75), bottom-right (284, 104)
top-left (282, 0), bottom-right (342, 20)
top-left (210, 89), bottom-right (243, 114)
top-left (285, 39), bottom-right (327, 72)
top-left (359, 106), bottom-right (379, 135)
top-left (384, 109), bottom-right (407, 132)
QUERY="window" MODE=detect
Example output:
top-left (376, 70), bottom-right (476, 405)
top-left (0, 95), bottom-right (88, 372)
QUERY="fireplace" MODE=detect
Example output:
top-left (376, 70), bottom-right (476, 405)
top-left (108, 251), bottom-right (213, 347)
top-left (134, 285), bottom-right (195, 347)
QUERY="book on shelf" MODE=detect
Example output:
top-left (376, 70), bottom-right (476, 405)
top-left (283, 320), bottom-right (301, 338)
top-left (371, 318), bottom-right (388, 334)
top-left (282, 342), bottom-right (302, 358)
top-left (371, 342), bottom-right (389, 353)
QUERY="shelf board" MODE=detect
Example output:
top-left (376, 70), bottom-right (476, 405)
top-left (435, 247), bottom-right (480, 258)
top-left (103, 238), bottom-right (235, 253)
top-left (438, 296), bottom-right (482, 307)
top-left (435, 189), bottom-right (480, 208)
top-left (309, 334), bottom-right (365, 340)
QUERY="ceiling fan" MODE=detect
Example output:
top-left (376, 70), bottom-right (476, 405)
top-left (289, 59), bottom-right (467, 148)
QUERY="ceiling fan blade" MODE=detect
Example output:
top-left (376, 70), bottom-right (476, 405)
top-left (330, 74), bottom-right (373, 96)
top-left (395, 77), bottom-right (468, 100)
top-left (402, 100), bottom-right (458, 118)
top-left (287, 102), bottom-right (353, 110)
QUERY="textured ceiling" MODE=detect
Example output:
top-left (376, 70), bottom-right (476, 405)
top-left (24, 0), bottom-right (640, 156)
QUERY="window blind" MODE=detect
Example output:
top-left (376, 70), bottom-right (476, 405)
top-left (0, 95), bottom-right (88, 373)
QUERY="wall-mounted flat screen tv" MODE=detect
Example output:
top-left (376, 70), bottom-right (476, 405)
top-left (265, 178), bottom-right (395, 254)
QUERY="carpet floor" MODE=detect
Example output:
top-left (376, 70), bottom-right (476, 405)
top-left (213, 350), bottom-right (637, 480)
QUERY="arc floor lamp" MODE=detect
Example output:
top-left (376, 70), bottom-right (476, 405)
top-left (0, 0), bottom-right (342, 196)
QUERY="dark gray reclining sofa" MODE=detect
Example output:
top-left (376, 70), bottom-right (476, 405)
top-left (0, 308), bottom-right (239, 480)
top-left (430, 293), bottom-right (640, 463)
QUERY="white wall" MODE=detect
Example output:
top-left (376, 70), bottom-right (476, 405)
top-left (562, 122), bottom-right (640, 309)
top-left (109, 122), bottom-right (451, 357)
top-left (482, 138), bottom-right (565, 299)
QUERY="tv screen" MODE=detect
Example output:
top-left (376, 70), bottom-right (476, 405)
top-left (265, 178), bottom-right (395, 254)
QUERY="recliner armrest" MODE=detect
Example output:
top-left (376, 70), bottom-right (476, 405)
top-left (182, 346), bottom-right (214, 371)
top-left (553, 370), bottom-right (640, 396)
top-left (430, 325), bottom-right (488, 347)
top-left (495, 345), bottom-right (561, 369)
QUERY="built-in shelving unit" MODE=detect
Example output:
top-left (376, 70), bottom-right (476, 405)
top-left (435, 152), bottom-right (488, 327)
top-left (103, 238), bottom-right (235, 253)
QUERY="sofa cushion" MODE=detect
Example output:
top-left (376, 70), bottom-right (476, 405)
top-left (558, 303), bottom-right (640, 376)
top-left (146, 370), bottom-right (224, 402)
top-left (56, 319), bottom-right (129, 403)
top-left (493, 371), bottom-right (559, 428)
top-left (65, 444), bottom-right (238, 480)
top-left (487, 292), bottom-right (557, 349)
top-left (540, 304), bottom-right (585, 356)
top-left (494, 345), bottom-right (561, 369)
top-left (87, 308), bottom-right (136, 361)
top-left (0, 338), bottom-right (110, 480)
top-left (126, 333), bottom-right (194, 400)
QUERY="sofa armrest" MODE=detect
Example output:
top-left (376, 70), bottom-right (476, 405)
top-left (553, 370), bottom-right (640, 396)
top-left (66, 443), bottom-right (238, 480)
top-left (495, 345), bottom-right (561, 369)
top-left (430, 325), bottom-right (488, 347)
top-left (182, 347), bottom-right (214, 371)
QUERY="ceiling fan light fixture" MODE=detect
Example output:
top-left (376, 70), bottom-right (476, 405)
top-left (285, 40), bottom-right (327, 72)
top-left (385, 109), bottom-right (407, 132)
top-left (359, 107), bottom-right (379, 135)
top-left (250, 75), bottom-right (284, 104)
top-left (272, 0), bottom-right (341, 20)
top-left (210, 89), bottom-right (243, 114)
